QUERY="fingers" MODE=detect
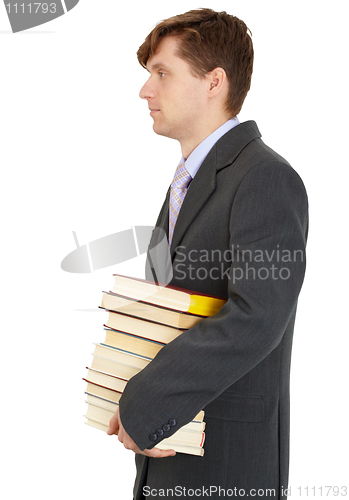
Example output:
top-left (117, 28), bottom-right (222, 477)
top-left (117, 423), bottom-right (127, 444)
top-left (144, 448), bottom-right (176, 458)
top-left (107, 407), bottom-right (120, 435)
top-left (107, 407), bottom-right (176, 458)
top-left (119, 434), bottom-right (176, 457)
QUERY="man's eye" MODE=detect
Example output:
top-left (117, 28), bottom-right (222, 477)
top-left (159, 71), bottom-right (165, 77)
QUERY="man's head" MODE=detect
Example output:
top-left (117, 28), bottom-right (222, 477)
top-left (138, 8), bottom-right (254, 118)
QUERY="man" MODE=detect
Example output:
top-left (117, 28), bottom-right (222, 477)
top-left (108, 8), bottom-right (308, 499)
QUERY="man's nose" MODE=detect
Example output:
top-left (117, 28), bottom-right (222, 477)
top-left (139, 78), bottom-right (155, 100)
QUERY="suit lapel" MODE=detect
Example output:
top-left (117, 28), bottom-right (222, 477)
top-left (156, 186), bottom-right (170, 238)
top-left (170, 121), bottom-right (261, 258)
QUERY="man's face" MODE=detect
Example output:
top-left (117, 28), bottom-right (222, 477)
top-left (139, 37), bottom-right (210, 145)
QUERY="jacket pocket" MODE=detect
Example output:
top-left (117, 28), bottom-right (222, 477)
top-left (204, 393), bottom-right (264, 423)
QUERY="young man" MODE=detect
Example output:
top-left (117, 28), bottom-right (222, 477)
top-left (108, 9), bottom-right (308, 499)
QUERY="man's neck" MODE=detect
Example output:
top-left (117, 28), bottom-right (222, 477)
top-left (180, 115), bottom-right (232, 159)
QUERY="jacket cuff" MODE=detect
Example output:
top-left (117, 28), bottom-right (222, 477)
top-left (119, 391), bottom-right (181, 451)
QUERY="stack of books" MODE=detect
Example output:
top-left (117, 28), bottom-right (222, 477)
top-left (83, 274), bottom-right (226, 456)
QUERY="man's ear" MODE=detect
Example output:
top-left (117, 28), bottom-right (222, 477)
top-left (207, 67), bottom-right (227, 95)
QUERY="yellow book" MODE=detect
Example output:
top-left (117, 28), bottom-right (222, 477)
top-left (101, 292), bottom-right (204, 329)
top-left (111, 274), bottom-right (226, 316)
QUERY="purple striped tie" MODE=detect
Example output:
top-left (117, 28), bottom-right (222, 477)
top-left (169, 162), bottom-right (192, 246)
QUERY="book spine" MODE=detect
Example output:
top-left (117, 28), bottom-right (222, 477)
top-left (188, 295), bottom-right (226, 316)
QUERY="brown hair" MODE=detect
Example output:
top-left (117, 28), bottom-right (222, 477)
top-left (137, 8), bottom-right (254, 117)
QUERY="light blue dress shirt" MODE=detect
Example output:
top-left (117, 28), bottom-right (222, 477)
top-left (177, 116), bottom-right (240, 180)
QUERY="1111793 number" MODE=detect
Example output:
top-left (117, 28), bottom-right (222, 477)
top-left (5, 3), bottom-right (57, 14)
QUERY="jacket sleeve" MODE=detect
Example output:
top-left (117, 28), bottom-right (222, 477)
top-left (118, 160), bottom-right (308, 451)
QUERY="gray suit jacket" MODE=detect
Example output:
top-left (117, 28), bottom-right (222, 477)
top-left (119, 121), bottom-right (308, 499)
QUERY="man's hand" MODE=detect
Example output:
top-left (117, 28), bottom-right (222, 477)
top-left (107, 407), bottom-right (176, 458)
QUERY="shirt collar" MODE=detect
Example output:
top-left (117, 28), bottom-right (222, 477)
top-left (177, 116), bottom-right (240, 180)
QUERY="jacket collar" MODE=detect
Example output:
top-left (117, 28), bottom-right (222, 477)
top-left (169, 120), bottom-right (261, 258)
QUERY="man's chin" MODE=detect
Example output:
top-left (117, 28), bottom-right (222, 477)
top-left (152, 123), bottom-right (167, 137)
top-left (152, 122), bottom-right (175, 139)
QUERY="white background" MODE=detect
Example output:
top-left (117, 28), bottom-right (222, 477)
top-left (1, 1), bottom-right (348, 498)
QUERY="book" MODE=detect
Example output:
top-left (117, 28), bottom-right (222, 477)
top-left (103, 328), bottom-right (164, 359)
top-left (84, 380), bottom-right (122, 404)
top-left (84, 367), bottom-right (128, 393)
top-left (101, 291), bottom-right (206, 329)
top-left (93, 343), bottom-right (151, 368)
top-left (111, 274), bottom-right (226, 316)
top-left (101, 292), bottom-right (205, 329)
top-left (104, 309), bottom-right (185, 344)
top-left (85, 392), bottom-right (119, 411)
top-left (91, 353), bottom-right (144, 380)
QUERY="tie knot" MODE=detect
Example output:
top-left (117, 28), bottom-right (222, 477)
top-left (171, 163), bottom-right (192, 190)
